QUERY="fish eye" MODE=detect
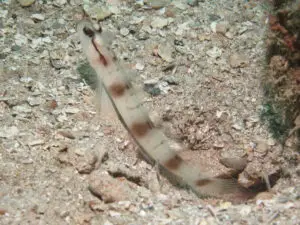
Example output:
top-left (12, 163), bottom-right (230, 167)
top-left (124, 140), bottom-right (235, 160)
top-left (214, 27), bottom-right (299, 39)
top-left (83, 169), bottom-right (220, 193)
top-left (83, 26), bottom-right (95, 38)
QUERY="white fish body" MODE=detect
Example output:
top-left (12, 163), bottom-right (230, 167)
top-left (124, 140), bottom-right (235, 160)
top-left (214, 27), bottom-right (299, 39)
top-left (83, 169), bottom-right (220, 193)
top-left (77, 21), bottom-right (256, 201)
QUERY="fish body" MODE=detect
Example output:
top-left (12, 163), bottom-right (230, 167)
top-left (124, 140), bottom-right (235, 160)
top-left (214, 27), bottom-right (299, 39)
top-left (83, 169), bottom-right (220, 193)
top-left (77, 21), bottom-right (256, 201)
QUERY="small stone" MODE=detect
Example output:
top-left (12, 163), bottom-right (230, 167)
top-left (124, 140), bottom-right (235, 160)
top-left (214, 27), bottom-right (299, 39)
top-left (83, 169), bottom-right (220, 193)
top-left (91, 142), bottom-right (108, 165)
top-left (137, 31), bottom-right (149, 40)
top-left (139, 210), bottom-right (146, 217)
top-left (220, 153), bottom-right (247, 171)
top-left (151, 17), bottom-right (171, 29)
top-left (28, 139), bottom-right (45, 146)
top-left (15, 33), bottom-right (28, 46)
top-left (118, 201), bottom-right (132, 209)
top-left (135, 0), bottom-right (144, 7)
top-left (106, 162), bottom-right (144, 185)
top-left (27, 97), bottom-right (43, 106)
top-left (165, 6), bottom-right (175, 18)
top-left (175, 21), bottom-right (190, 36)
top-left (255, 139), bottom-right (269, 154)
top-left (135, 63), bottom-right (144, 71)
top-left (145, 0), bottom-right (169, 9)
top-left (213, 142), bottom-right (224, 149)
top-left (144, 79), bottom-right (158, 86)
top-left (285, 138), bottom-right (293, 147)
top-left (88, 171), bottom-right (138, 203)
top-left (56, 152), bottom-right (73, 165)
top-left (49, 50), bottom-right (66, 69)
top-left (89, 200), bottom-right (108, 212)
top-left (206, 47), bottom-right (222, 58)
top-left (162, 75), bottom-right (178, 85)
top-left (229, 53), bottom-right (248, 68)
top-left (215, 22), bottom-right (229, 35)
top-left (54, 0), bottom-right (67, 6)
top-left (31, 13), bottom-right (45, 21)
top-left (11, 45), bottom-right (21, 51)
top-left (210, 21), bottom-right (217, 33)
top-left (21, 157), bottom-right (33, 164)
top-left (60, 210), bottom-right (69, 218)
top-left (238, 25), bottom-right (249, 35)
top-left (20, 76), bottom-right (33, 83)
top-left (208, 14), bottom-right (221, 21)
top-left (57, 130), bottom-right (76, 139)
top-left (225, 31), bottom-right (234, 39)
top-left (187, 0), bottom-right (199, 7)
top-left (239, 205), bottom-right (252, 216)
top-left (232, 122), bottom-right (243, 131)
top-left (148, 111), bottom-right (162, 127)
top-left (32, 204), bottom-right (47, 214)
top-left (103, 220), bottom-right (114, 225)
top-left (173, 1), bottom-right (187, 10)
top-left (147, 170), bottom-right (161, 193)
top-left (18, 0), bottom-right (35, 7)
top-left (199, 219), bottom-right (209, 225)
top-left (284, 202), bottom-right (295, 209)
top-left (158, 81), bottom-right (170, 94)
top-left (65, 106), bottom-right (80, 114)
top-left (216, 110), bottom-right (224, 119)
top-left (281, 167), bottom-right (291, 178)
top-left (30, 38), bottom-right (43, 49)
top-left (109, 211), bottom-right (121, 217)
top-left (238, 170), bottom-right (257, 188)
top-left (13, 104), bottom-right (32, 113)
top-left (198, 34), bottom-right (211, 42)
top-left (75, 152), bottom-right (98, 174)
top-left (296, 167), bottom-right (300, 177)
top-left (294, 114), bottom-right (300, 126)
top-left (144, 79), bottom-right (161, 96)
top-left (245, 116), bottom-right (259, 128)
top-left (74, 148), bottom-right (85, 156)
top-left (0, 126), bottom-right (19, 138)
top-left (219, 201), bottom-right (232, 210)
top-left (255, 192), bottom-right (274, 200)
top-left (131, 16), bottom-right (145, 25)
top-left (120, 27), bottom-right (129, 36)
top-left (174, 40), bottom-right (184, 46)
top-left (84, 5), bottom-right (112, 21)
top-left (158, 43), bottom-right (174, 62)
top-left (267, 138), bottom-right (276, 146)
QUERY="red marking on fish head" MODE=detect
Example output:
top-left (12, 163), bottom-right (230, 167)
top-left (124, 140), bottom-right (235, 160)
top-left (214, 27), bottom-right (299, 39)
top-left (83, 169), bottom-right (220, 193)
top-left (91, 39), bottom-right (109, 67)
top-left (100, 54), bottom-right (108, 67)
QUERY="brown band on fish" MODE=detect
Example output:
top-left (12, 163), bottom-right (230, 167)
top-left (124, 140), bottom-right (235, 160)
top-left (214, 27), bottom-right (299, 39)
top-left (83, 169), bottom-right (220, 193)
top-left (195, 178), bottom-right (212, 187)
top-left (164, 154), bottom-right (183, 170)
top-left (109, 81), bottom-right (129, 98)
top-left (130, 121), bottom-right (153, 138)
